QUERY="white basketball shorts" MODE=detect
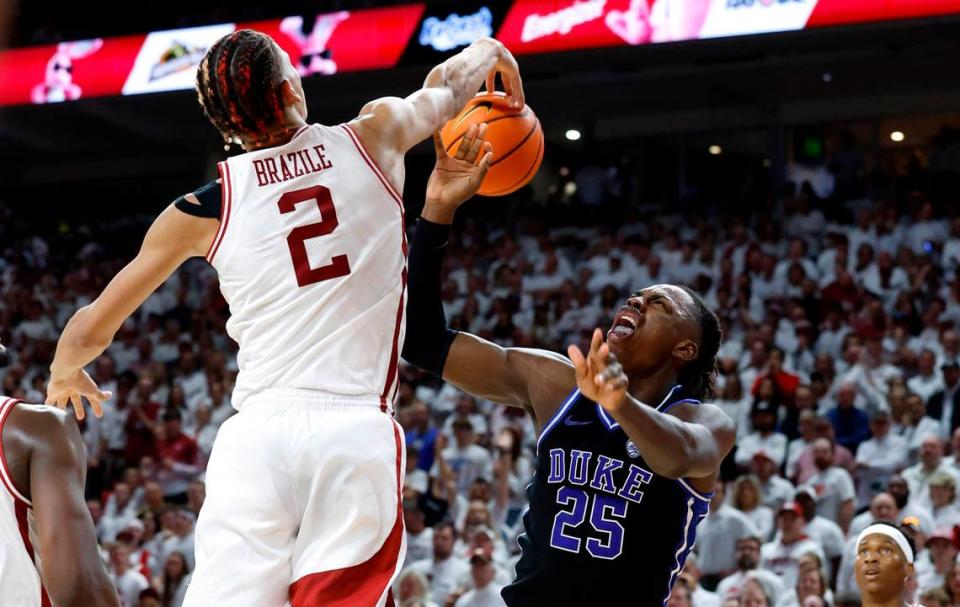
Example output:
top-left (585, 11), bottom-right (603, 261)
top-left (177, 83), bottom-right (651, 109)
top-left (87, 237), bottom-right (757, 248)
top-left (183, 389), bottom-right (406, 607)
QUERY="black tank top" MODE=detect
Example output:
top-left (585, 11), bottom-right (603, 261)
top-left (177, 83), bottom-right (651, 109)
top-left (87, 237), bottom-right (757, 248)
top-left (502, 386), bottom-right (712, 607)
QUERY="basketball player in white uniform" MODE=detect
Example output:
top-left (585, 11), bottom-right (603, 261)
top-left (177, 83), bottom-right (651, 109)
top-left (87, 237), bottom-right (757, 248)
top-left (45, 30), bottom-right (523, 606)
top-left (0, 341), bottom-right (118, 607)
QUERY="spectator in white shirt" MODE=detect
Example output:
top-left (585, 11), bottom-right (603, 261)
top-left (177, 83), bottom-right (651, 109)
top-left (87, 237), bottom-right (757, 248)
top-left (800, 438), bottom-right (856, 532)
top-left (902, 434), bottom-right (960, 511)
top-left (736, 401), bottom-right (788, 469)
top-left (394, 569), bottom-right (440, 607)
top-left (732, 475), bottom-right (775, 541)
top-left (760, 501), bottom-right (827, 591)
top-left (716, 536), bottom-right (786, 602)
top-left (928, 360), bottom-right (960, 440)
top-left (108, 543), bottom-right (149, 607)
top-left (751, 451), bottom-right (797, 512)
top-left (854, 410), bottom-right (908, 508)
top-left (794, 487), bottom-right (846, 580)
top-left (405, 499), bottom-right (434, 565)
top-left (434, 418), bottom-right (494, 495)
top-left (697, 482), bottom-right (760, 586)
top-left (908, 350), bottom-right (945, 405)
top-left (928, 472), bottom-right (960, 529)
top-left (942, 217), bottom-right (960, 272)
top-left (406, 522), bottom-right (471, 606)
top-left (886, 475), bottom-right (937, 534)
top-left (916, 528), bottom-right (957, 593)
top-left (452, 549), bottom-right (507, 607)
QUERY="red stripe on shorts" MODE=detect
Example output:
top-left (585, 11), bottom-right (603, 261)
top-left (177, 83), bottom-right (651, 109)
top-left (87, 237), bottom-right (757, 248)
top-left (288, 421), bottom-right (405, 607)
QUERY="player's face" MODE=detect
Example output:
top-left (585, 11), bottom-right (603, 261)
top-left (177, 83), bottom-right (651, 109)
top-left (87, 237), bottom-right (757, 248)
top-left (607, 285), bottom-right (699, 375)
top-left (855, 535), bottom-right (909, 599)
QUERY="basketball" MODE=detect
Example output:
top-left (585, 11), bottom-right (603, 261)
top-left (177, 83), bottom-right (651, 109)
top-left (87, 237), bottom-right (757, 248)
top-left (440, 92), bottom-right (544, 197)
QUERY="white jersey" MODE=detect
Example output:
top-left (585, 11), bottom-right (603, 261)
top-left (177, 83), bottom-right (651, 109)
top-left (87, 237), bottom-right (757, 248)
top-left (0, 397), bottom-right (47, 606)
top-left (209, 123), bottom-right (406, 411)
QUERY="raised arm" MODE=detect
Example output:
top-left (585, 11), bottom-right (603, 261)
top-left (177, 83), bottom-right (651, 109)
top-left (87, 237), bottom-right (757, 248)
top-left (355, 37), bottom-right (522, 154)
top-left (568, 330), bottom-right (736, 482)
top-left (47, 204), bottom-right (217, 419)
top-left (20, 407), bottom-right (120, 606)
top-left (400, 126), bottom-right (573, 428)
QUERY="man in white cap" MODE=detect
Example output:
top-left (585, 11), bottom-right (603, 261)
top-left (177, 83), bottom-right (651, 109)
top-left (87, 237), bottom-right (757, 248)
top-left (759, 501), bottom-right (826, 590)
top-left (854, 521), bottom-right (918, 607)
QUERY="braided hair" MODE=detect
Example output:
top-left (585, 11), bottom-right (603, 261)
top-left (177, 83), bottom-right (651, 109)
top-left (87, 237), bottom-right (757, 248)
top-left (676, 286), bottom-right (722, 402)
top-left (196, 29), bottom-right (287, 145)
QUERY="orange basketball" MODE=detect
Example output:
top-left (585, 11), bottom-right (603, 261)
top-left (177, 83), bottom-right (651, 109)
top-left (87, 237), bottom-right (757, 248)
top-left (440, 92), bottom-right (544, 197)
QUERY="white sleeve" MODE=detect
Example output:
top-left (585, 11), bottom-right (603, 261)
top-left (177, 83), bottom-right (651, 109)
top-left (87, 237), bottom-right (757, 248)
top-left (837, 469), bottom-right (856, 502)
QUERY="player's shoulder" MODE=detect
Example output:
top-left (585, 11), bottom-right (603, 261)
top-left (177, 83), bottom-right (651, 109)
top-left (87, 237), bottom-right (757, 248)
top-left (174, 179), bottom-right (222, 219)
top-left (7, 403), bottom-right (78, 442)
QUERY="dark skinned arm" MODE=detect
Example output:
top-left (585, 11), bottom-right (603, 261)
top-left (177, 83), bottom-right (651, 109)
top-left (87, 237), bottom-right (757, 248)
top-left (401, 124), bottom-right (575, 429)
top-left (9, 406), bottom-right (120, 607)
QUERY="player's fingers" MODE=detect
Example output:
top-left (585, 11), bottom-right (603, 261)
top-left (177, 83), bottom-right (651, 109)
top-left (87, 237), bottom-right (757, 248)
top-left (503, 70), bottom-right (525, 108)
top-left (465, 123), bottom-right (487, 164)
top-left (476, 149), bottom-right (494, 181)
top-left (567, 345), bottom-right (587, 377)
top-left (598, 343), bottom-right (611, 363)
top-left (486, 70), bottom-right (496, 94)
top-left (70, 394), bottom-right (85, 421)
top-left (433, 131), bottom-right (448, 159)
top-left (89, 394), bottom-right (106, 418)
top-left (589, 328), bottom-right (603, 358)
top-left (455, 124), bottom-right (478, 160)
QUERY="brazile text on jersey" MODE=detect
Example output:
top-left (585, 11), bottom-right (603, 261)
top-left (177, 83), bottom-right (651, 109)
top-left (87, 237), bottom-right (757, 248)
top-left (252, 145), bottom-right (334, 187)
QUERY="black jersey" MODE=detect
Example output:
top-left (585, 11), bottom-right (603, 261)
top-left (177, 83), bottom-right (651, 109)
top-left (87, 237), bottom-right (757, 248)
top-left (502, 385), bottom-right (712, 607)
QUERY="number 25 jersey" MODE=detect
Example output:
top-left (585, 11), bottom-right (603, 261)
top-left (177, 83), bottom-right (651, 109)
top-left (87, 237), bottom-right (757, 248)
top-left (209, 123), bottom-right (406, 411)
top-left (503, 387), bottom-right (712, 607)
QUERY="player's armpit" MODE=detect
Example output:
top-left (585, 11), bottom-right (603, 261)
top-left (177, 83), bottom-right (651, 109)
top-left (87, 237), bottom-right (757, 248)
top-left (665, 402), bottom-right (737, 482)
top-left (443, 332), bottom-right (575, 427)
top-left (27, 407), bottom-right (120, 607)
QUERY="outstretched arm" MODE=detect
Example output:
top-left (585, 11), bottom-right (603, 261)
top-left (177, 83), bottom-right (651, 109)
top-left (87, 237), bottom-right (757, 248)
top-left (47, 204), bottom-right (216, 419)
top-left (401, 125), bottom-right (573, 427)
top-left (354, 37), bottom-right (523, 156)
top-left (568, 330), bottom-right (736, 481)
top-left (25, 407), bottom-right (120, 607)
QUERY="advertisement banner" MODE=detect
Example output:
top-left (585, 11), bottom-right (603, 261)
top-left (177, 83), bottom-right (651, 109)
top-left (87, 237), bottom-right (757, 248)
top-left (1, 1), bottom-right (960, 107)
top-left (496, 0), bottom-right (960, 54)
top-left (400, 1), bottom-right (512, 65)
top-left (0, 34), bottom-right (144, 105)
top-left (241, 4), bottom-right (425, 77)
top-left (122, 24), bottom-right (235, 95)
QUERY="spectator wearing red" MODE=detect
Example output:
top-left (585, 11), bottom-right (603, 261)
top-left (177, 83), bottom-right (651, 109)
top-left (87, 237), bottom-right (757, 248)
top-left (154, 409), bottom-right (200, 504)
top-left (751, 348), bottom-right (801, 403)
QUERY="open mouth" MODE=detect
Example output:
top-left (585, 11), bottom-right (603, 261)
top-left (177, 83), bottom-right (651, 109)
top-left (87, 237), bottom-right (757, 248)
top-left (608, 307), bottom-right (642, 342)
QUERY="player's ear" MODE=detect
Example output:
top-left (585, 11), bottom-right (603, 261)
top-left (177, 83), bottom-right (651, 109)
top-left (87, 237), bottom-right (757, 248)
top-left (674, 339), bottom-right (698, 364)
top-left (279, 79), bottom-right (302, 108)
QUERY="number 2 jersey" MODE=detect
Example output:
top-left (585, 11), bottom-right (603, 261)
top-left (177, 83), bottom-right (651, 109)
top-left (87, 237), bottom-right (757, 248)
top-left (502, 386), bottom-right (712, 607)
top-left (207, 123), bottom-right (406, 411)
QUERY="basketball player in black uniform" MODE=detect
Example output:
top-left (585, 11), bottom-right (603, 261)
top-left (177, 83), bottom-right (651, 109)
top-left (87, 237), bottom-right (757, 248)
top-left (401, 126), bottom-right (736, 606)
